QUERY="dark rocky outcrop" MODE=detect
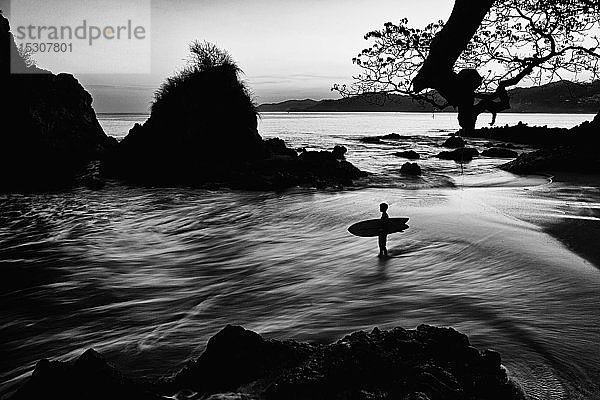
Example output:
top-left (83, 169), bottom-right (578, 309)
top-left (462, 118), bottom-right (599, 147)
top-left (500, 111), bottom-right (600, 174)
top-left (394, 150), bottom-right (421, 159)
top-left (436, 148), bottom-right (479, 162)
top-left (11, 349), bottom-right (160, 400)
top-left (0, 13), bottom-right (115, 190)
top-left (442, 136), bottom-right (466, 148)
top-left (265, 138), bottom-right (298, 157)
top-left (500, 145), bottom-right (600, 174)
top-left (400, 162), bottom-right (422, 175)
top-left (101, 43), bottom-right (365, 189)
top-left (12, 325), bottom-right (526, 400)
top-left (481, 148), bottom-right (518, 158)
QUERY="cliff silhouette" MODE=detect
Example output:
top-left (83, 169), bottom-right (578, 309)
top-left (0, 12), bottom-right (115, 190)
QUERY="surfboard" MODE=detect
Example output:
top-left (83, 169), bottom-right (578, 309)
top-left (348, 218), bottom-right (409, 237)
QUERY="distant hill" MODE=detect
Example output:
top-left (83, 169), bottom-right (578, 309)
top-left (258, 81), bottom-right (600, 113)
top-left (258, 99), bottom-right (320, 112)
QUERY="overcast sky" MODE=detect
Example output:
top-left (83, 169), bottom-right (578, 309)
top-left (7, 0), bottom-right (455, 112)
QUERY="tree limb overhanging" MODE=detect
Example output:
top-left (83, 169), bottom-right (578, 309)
top-left (335, 0), bottom-right (600, 131)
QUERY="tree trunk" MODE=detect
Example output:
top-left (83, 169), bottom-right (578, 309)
top-left (412, 0), bottom-right (495, 132)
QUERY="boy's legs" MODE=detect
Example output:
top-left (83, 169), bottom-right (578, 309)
top-left (378, 234), bottom-right (388, 256)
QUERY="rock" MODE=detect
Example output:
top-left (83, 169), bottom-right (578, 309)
top-left (358, 133), bottom-right (404, 144)
top-left (359, 137), bottom-right (383, 144)
top-left (394, 150), bottom-right (420, 159)
top-left (468, 110), bottom-right (600, 174)
top-left (436, 148), bottom-right (479, 162)
top-left (500, 145), bottom-right (600, 174)
top-left (11, 350), bottom-right (160, 400)
top-left (484, 142), bottom-right (518, 149)
top-left (100, 43), bottom-right (365, 190)
top-left (442, 136), bottom-right (466, 148)
top-left (12, 325), bottom-right (526, 400)
top-left (265, 138), bottom-right (297, 157)
top-left (481, 148), bottom-right (518, 158)
top-left (332, 145), bottom-right (347, 160)
top-left (0, 13), bottom-right (114, 191)
top-left (400, 162), bottom-right (422, 175)
top-left (380, 133), bottom-right (402, 140)
top-left (461, 115), bottom-right (599, 147)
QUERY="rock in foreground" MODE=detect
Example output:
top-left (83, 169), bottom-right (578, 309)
top-left (13, 325), bottom-right (526, 400)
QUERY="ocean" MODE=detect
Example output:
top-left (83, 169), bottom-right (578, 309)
top-left (1, 112), bottom-right (598, 399)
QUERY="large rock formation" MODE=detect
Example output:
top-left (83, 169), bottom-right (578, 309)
top-left (500, 111), bottom-right (600, 174)
top-left (0, 13), bottom-right (114, 190)
top-left (101, 43), bottom-right (365, 189)
top-left (12, 325), bottom-right (526, 400)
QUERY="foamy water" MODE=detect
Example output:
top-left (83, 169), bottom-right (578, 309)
top-left (1, 112), bottom-right (598, 399)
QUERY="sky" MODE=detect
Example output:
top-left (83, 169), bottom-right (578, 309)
top-left (5, 0), bottom-right (455, 112)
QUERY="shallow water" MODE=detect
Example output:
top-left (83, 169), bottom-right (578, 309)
top-left (1, 112), bottom-right (598, 399)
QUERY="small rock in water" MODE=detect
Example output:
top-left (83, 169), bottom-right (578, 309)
top-left (400, 162), bottom-right (422, 175)
top-left (380, 133), bottom-right (402, 140)
top-left (436, 147), bottom-right (479, 162)
top-left (359, 137), bottom-right (383, 144)
top-left (394, 150), bottom-right (420, 159)
top-left (358, 133), bottom-right (403, 144)
top-left (332, 145), bottom-right (347, 159)
top-left (442, 136), bottom-right (466, 148)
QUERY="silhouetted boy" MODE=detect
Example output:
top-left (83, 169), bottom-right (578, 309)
top-left (378, 203), bottom-right (389, 257)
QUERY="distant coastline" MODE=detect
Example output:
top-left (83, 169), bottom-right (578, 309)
top-left (258, 80), bottom-right (600, 113)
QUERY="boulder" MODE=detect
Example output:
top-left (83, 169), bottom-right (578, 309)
top-left (359, 137), bottom-right (383, 144)
top-left (436, 148), bottom-right (479, 162)
top-left (332, 145), bottom-right (348, 160)
top-left (481, 148), bottom-right (518, 158)
top-left (358, 133), bottom-right (405, 144)
top-left (11, 350), bottom-right (160, 400)
top-left (400, 162), bottom-right (422, 175)
top-left (265, 138), bottom-right (297, 157)
top-left (442, 136), bottom-right (466, 148)
top-left (394, 150), bottom-right (420, 159)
